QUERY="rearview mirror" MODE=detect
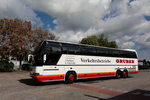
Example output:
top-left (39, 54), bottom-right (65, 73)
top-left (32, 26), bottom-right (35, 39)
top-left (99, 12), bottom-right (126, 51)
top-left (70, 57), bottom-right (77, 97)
top-left (28, 54), bottom-right (33, 63)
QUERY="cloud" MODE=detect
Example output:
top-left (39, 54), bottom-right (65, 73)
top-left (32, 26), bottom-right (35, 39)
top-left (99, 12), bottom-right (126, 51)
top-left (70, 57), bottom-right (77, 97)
top-left (25, 0), bottom-right (150, 39)
top-left (1, 0), bottom-right (150, 60)
top-left (135, 33), bottom-right (150, 50)
top-left (25, 0), bottom-right (111, 32)
top-left (0, 0), bottom-right (42, 25)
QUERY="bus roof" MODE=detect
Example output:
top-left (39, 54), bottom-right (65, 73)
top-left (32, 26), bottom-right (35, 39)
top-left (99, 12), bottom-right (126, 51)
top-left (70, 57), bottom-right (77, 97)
top-left (45, 40), bottom-right (136, 52)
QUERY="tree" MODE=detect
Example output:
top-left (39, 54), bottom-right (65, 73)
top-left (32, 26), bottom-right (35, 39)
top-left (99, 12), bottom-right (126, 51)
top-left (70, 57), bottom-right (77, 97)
top-left (32, 26), bottom-right (57, 48)
top-left (0, 19), bottom-right (34, 69)
top-left (108, 41), bottom-right (118, 48)
top-left (80, 35), bottom-right (99, 46)
top-left (0, 18), bottom-right (57, 70)
top-left (98, 34), bottom-right (109, 47)
top-left (143, 59), bottom-right (147, 66)
top-left (80, 34), bottom-right (118, 48)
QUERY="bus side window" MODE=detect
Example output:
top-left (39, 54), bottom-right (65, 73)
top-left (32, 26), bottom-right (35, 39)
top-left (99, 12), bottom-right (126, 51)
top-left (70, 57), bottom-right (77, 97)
top-left (46, 42), bottom-right (62, 54)
top-left (87, 47), bottom-right (97, 55)
top-left (62, 43), bottom-right (80, 54)
top-left (80, 46), bottom-right (88, 55)
top-left (128, 51), bottom-right (137, 58)
top-left (97, 48), bottom-right (105, 56)
top-left (45, 54), bottom-right (61, 65)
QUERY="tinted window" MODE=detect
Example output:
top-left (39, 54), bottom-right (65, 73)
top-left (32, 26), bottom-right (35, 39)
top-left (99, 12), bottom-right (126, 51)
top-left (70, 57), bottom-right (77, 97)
top-left (80, 46), bottom-right (97, 55)
top-left (128, 51), bottom-right (137, 58)
top-left (33, 54), bottom-right (43, 66)
top-left (96, 48), bottom-right (137, 58)
top-left (37, 41), bottom-right (47, 54)
top-left (115, 50), bottom-right (137, 58)
top-left (34, 41), bottom-right (44, 54)
top-left (97, 48), bottom-right (106, 56)
top-left (88, 47), bottom-right (97, 55)
top-left (110, 49), bottom-right (120, 57)
top-left (46, 42), bottom-right (61, 54)
top-left (38, 41), bottom-right (137, 58)
top-left (62, 43), bottom-right (80, 54)
top-left (80, 46), bottom-right (87, 55)
top-left (45, 54), bottom-right (61, 65)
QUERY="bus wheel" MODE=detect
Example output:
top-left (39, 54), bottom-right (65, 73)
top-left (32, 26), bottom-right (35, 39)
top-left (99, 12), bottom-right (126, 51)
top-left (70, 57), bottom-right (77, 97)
top-left (116, 70), bottom-right (121, 79)
top-left (122, 70), bottom-right (128, 78)
top-left (65, 72), bottom-right (76, 83)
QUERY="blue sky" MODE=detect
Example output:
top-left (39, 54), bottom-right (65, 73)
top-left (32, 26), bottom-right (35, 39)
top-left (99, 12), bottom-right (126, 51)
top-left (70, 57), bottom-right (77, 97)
top-left (36, 10), bottom-right (150, 34)
top-left (0, 0), bottom-right (150, 60)
top-left (35, 11), bottom-right (56, 30)
top-left (144, 16), bottom-right (150, 21)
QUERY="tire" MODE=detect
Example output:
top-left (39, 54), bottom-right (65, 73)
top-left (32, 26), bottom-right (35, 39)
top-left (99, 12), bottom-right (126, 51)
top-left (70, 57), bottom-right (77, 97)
top-left (116, 70), bottom-right (121, 79)
top-left (122, 70), bottom-right (128, 78)
top-left (65, 72), bottom-right (76, 83)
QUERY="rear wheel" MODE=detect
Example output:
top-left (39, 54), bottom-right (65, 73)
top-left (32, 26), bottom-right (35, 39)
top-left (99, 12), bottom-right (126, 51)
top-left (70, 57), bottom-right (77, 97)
top-left (65, 72), bottom-right (76, 83)
top-left (122, 70), bottom-right (128, 78)
top-left (116, 70), bottom-right (121, 79)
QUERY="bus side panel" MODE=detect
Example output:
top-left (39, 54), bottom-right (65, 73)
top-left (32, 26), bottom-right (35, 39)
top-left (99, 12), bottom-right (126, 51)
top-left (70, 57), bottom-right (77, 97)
top-left (58, 54), bottom-right (138, 80)
top-left (33, 65), bottom-right (65, 82)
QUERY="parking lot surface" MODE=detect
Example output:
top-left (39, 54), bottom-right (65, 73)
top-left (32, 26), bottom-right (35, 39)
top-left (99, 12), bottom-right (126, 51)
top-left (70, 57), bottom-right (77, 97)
top-left (0, 70), bottom-right (150, 100)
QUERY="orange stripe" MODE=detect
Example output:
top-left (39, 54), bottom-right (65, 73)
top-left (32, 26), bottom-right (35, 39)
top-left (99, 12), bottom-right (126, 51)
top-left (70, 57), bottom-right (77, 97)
top-left (34, 74), bottom-right (64, 82)
top-left (33, 70), bottom-right (138, 82)
top-left (128, 70), bottom-right (139, 74)
top-left (78, 72), bottom-right (116, 78)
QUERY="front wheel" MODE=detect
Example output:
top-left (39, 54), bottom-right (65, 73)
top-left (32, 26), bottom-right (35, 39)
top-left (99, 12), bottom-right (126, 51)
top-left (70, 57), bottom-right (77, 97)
top-left (65, 72), bottom-right (76, 83)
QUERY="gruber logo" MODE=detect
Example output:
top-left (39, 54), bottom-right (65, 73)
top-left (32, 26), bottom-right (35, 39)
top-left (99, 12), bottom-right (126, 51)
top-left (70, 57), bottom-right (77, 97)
top-left (116, 59), bottom-right (134, 63)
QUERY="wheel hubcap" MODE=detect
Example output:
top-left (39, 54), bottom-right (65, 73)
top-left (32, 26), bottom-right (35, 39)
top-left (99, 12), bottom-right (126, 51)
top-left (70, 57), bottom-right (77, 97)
top-left (117, 73), bottom-right (121, 78)
top-left (123, 72), bottom-right (127, 77)
top-left (69, 74), bottom-right (74, 82)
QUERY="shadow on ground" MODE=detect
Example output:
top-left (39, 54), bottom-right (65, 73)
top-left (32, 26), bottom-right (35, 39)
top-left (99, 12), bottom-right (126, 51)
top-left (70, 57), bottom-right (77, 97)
top-left (85, 89), bottom-right (150, 100)
top-left (18, 76), bottom-right (133, 86)
top-left (18, 78), bottom-right (64, 86)
top-left (76, 76), bottom-right (133, 84)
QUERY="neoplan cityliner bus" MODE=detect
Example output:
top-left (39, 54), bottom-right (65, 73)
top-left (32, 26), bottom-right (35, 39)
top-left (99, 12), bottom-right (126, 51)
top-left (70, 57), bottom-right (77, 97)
top-left (30, 40), bottom-right (138, 83)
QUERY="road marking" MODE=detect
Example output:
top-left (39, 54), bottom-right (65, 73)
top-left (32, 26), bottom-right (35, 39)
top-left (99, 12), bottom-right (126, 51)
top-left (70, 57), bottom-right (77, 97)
top-left (64, 83), bottom-right (150, 100)
top-left (64, 83), bottom-right (123, 96)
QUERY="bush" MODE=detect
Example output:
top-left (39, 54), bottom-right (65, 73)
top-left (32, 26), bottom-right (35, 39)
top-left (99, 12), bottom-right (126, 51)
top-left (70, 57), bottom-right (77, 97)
top-left (0, 61), bottom-right (14, 72)
top-left (21, 64), bottom-right (32, 71)
top-left (138, 65), bottom-right (150, 70)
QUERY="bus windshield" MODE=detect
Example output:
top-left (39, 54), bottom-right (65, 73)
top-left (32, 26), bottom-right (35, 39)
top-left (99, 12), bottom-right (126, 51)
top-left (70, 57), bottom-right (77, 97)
top-left (33, 41), bottom-right (62, 66)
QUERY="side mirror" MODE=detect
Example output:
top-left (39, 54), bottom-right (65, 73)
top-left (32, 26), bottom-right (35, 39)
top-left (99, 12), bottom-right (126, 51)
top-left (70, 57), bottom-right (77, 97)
top-left (28, 54), bottom-right (33, 63)
top-left (43, 54), bottom-right (46, 63)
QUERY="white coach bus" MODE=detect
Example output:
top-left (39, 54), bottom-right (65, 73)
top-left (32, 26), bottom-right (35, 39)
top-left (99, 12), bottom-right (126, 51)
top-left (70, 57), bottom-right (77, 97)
top-left (30, 40), bottom-right (138, 83)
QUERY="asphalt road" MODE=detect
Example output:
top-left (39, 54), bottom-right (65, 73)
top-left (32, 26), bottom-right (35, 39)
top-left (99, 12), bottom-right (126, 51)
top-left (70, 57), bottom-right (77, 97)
top-left (0, 70), bottom-right (150, 100)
